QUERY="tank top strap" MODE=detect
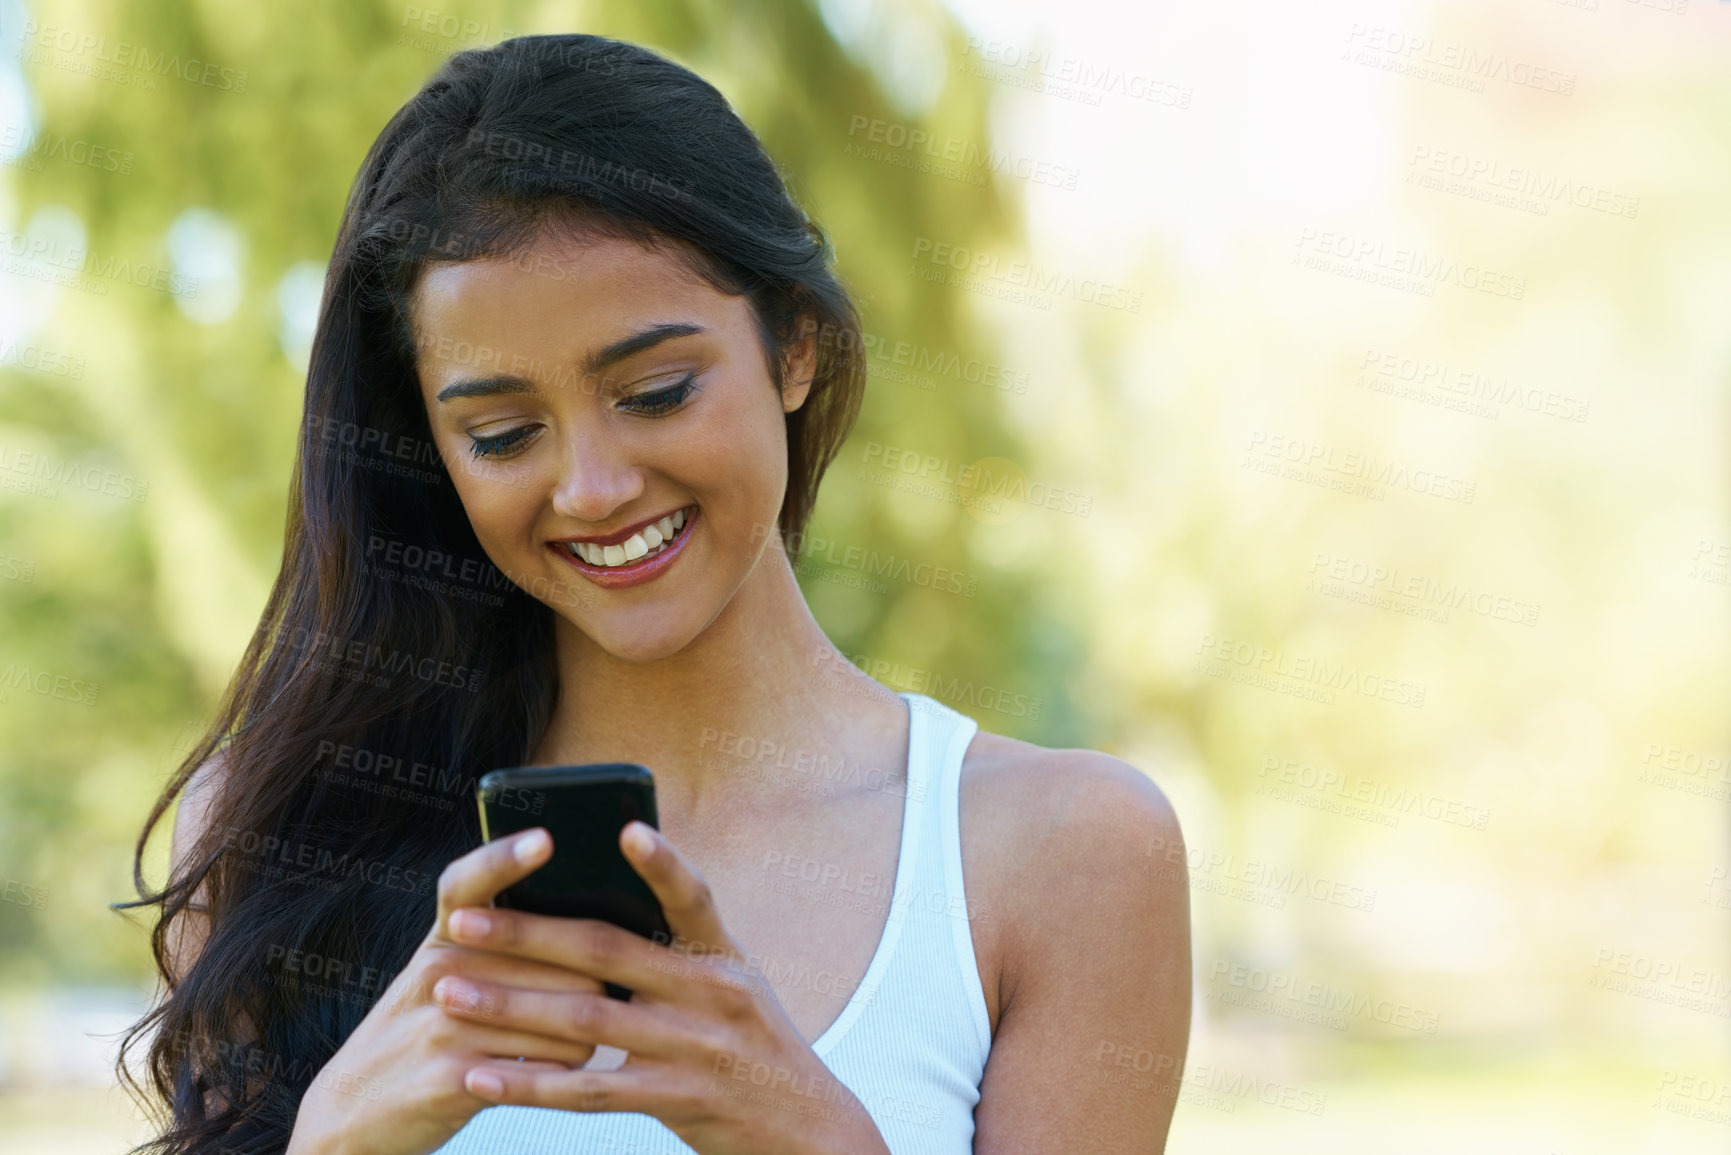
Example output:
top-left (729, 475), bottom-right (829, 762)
top-left (896, 692), bottom-right (991, 1054)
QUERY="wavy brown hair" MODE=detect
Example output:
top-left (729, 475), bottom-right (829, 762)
top-left (112, 33), bottom-right (866, 1155)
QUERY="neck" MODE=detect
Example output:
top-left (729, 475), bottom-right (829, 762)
top-left (532, 542), bottom-right (905, 820)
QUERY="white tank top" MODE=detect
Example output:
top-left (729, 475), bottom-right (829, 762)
top-left (429, 692), bottom-right (992, 1154)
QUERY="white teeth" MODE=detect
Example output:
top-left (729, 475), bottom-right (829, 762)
top-left (562, 510), bottom-right (692, 569)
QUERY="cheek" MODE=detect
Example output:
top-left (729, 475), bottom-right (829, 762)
top-left (691, 383), bottom-right (788, 507)
top-left (448, 467), bottom-right (542, 554)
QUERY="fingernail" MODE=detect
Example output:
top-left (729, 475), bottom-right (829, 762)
top-left (467, 1069), bottom-right (505, 1100)
top-left (434, 976), bottom-right (480, 1009)
top-left (625, 822), bottom-right (655, 857)
top-left (450, 909), bottom-right (491, 941)
top-left (515, 829), bottom-right (549, 863)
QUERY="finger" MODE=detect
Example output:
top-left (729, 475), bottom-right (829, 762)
top-left (461, 1061), bottom-right (678, 1118)
top-left (443, 900), bottom-right (747, 1004)
top-left (432, 975), bottom-right (700, 1064)
top-left (442, 945), bottom-right (610, 997)
top-left (442, 1016), bottom-right (598, 1068)
top-left (470, 1058), bottom-right (571, 1077)
top-left (429, 828), bottom-right (552, 943)
top-left (461, 1059), bottom-right (573, 1106)
top-left (618, 822), bottom-right (740, 962)
top-left (384, 940), bottom-right (608, 1017)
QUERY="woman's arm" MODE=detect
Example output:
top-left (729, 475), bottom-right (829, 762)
top-left (968, 748), bottom-right (1193, 1154)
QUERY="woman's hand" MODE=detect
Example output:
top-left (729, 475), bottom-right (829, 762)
top-left (432, 822), bottom-right (892, 1155)
top-left (284, 829), bottom-right (607, 1155)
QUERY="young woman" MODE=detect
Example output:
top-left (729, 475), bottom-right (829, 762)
top-left (118, 33), bottom-right (1191, 1155)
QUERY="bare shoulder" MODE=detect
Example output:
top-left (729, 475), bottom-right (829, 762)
top-left (165, 748), bottom-right (231, 985)
top-left (960, 729), bottom-right (1182, 858)
top-left (958, 727), bottom-right (1192, 1152)
top-left (171, 749), bottom-right (229, 871)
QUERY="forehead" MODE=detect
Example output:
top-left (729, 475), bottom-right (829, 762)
top-left (409, 232), bottom-right (727, 358)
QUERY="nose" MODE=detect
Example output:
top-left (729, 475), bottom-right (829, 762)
top-left (548, 419), bottom-right (644, 524)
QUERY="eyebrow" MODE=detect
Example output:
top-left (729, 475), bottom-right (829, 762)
top-left (433, 322), bottom-right (706, 402)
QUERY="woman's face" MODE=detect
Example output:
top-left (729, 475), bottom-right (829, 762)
top-left (410, 229), bottom-right (814, 663)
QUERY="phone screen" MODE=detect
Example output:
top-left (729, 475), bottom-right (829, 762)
top-left (476, 763), bottom-right (672, 1000)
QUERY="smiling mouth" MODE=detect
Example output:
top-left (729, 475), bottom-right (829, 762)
top-left (553, 506), bottom-right (695, 568)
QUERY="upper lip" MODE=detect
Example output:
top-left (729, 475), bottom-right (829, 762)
top-left (550, 505), bottom-right (694, 548)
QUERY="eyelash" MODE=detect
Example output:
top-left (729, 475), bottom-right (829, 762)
top-left (623, 373), bottom-right (699, 416)
top-left (466, 374), bottom-right (699, 459)
top-left (468, 426), bottom-right (537, 459)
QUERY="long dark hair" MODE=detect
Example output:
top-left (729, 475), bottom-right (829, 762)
top-left (114, 34), bottom-right (866, 1154)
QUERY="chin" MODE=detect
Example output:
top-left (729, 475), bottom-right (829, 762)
top-left (570, 613), bottom-right (704, 665)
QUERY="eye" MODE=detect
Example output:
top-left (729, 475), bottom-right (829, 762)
top-left (468, 425), bottom-right (539, 459)
top-left (621, 373), bottom-right (698, 417)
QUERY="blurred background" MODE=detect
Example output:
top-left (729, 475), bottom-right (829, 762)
top-left (0, 0), bottom-right (1726, 1150)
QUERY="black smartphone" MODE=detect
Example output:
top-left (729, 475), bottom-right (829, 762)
top-left (476, 763), bottom-right (672, 1001)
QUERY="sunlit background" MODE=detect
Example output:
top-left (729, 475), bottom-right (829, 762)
top-left (0, 0), bottom-right (1726, 1151)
